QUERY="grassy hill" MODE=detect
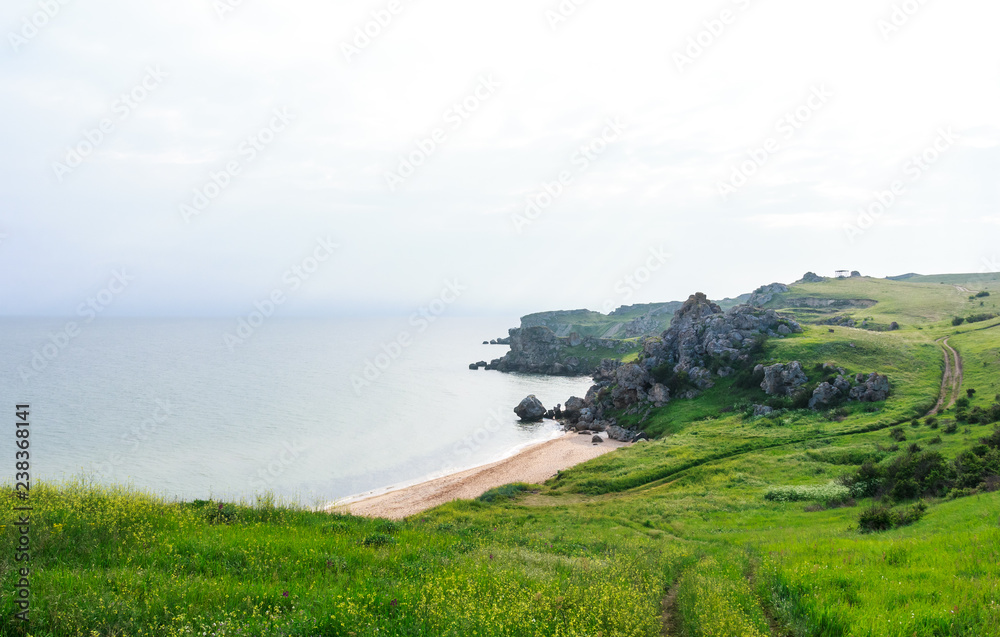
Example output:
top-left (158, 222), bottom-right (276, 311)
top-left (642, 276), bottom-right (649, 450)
top-left (4, 276), bottom-right (1000, 636)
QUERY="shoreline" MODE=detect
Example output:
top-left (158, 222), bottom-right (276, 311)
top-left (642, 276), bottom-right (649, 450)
top-left (326, 432), bottom-right (628, 519)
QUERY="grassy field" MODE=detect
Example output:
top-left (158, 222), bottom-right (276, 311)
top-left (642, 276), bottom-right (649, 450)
top-left (3, 276), bottom-right (1000, 636)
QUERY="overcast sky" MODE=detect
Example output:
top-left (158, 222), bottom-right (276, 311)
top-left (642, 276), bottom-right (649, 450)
top-left (2, 0), bottom-right (998, 318)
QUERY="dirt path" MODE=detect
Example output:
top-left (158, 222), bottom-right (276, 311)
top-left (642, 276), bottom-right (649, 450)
top-left (660, 580), bottom-right (681, 636)
top-left (928, 337), bottom-right (963, 416)
top-left (955, 285), bottom-right (972, 293)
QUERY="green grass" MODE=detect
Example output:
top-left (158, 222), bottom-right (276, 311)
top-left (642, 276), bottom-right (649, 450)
top-left (4, 275), bottom-right (1000, 635)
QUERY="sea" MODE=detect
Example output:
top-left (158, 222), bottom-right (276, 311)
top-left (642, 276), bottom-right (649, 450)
top-left (0, 317), bottom-right (592, 507)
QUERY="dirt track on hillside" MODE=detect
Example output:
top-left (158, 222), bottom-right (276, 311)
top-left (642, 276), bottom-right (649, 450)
top-left (928, 337), bottom-right (962, 416)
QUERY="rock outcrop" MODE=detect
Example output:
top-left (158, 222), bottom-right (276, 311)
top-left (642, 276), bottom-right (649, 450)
top-left (753, 404), bottom-right (774, 417)
top-left (488, 326), bottom-right (634, 376)
top-left (747, 283), bottom-right (789, 307)
top-left (808, 382), bottom-right (842, 409)
top-left (514, 395), bottom-right (546, 422)
top-left (798, 272), bottom-right (826, 283)
top-left (758, 362), bottom-right (808, 396)
top-left (850, 373), bottom-right (890, 402)
top-left (556, 292), bottom-right (803, 421)
top-left (639, 293), bottom-right (802, 395)
top-left (806, 372), bottom-right (889, 409)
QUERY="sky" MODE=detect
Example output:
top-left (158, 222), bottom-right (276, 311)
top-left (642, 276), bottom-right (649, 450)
top-left (1, 0), bottom-right (999, 318)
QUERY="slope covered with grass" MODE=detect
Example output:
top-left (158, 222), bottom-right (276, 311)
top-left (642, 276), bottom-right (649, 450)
top-left (3, 276), bottom-right (1000, 636)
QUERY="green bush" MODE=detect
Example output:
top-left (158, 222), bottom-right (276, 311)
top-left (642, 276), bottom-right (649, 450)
top-left (858, 503), bottom-right (894, 532)
top-left (952, 316), bottom-right (966, 326)
top-left (361, 533), bottom-right (397, 548)
top-left (477, 483), bottom-right (530, 503)
top-left (893, 501), bottom-right (928, 527)
top-left (858, 501), bottom-right (926, 532)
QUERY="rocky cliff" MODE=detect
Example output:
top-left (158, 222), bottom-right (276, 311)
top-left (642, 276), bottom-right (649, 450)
top-left (481, 295), bottom-right (757, 376)
top-left (487, 326), bottom-right (635, 376)
top-left (559, 292), bottom-right (804, 424)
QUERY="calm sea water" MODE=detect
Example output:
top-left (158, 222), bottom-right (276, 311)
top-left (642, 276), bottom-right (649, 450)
top-left (0, 317), bottom-right (591, 505)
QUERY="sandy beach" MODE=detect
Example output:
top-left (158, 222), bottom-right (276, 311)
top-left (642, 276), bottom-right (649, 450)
top-left (328, 432), bottom-right (628, 519)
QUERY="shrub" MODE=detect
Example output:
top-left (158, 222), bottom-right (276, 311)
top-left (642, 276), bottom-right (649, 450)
top-left (981, 427), bottom-right (1000, 449)
top-left (375, 520), bottom-right (401, 534)
top-left (966, 313), bottom-right (998, 324)
top-left (927, 417), bottom-right (939, 429)
top-left (893, 501), bottom-right (928, 527)
top-left (944, 422), bottom-right (958, 434)
top-left (976, 291), bottom-right (991, 298)
top-left (478, 483), bottom-right (530, 503)
top-left (362, 533), bottom-right (397, 548)
top-left (952, 316), bottom-right (966, 326)
top-left (891, 478), bottom-right (919, 500)
top-left (929, 435), bottom-right (942, 445)
top-left (858, 504), bottom-right (894, 532)
top-left (858, 501), bottom-right (926, 532)
top-left (889, 427), bottom-right (907, 442)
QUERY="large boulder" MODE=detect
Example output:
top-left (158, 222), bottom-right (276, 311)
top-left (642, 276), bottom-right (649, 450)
top-left (753, 404), bottom-right (774, 417)
top-left (564, 396), bottom-right (586, 416)
top-left (760, 362), bottom-right (808, 396)
top-left (808, 382), bottom-right (842, 410)
top-left (850, 373), bottom-right (890, 402)
top-left (648, 383), bottom-right (670, 406)
top-left (606, 425), bottom-right (639, 442)
top-left (514, 395), bottom-right (546, 421)
top-left (833, 375), bottom-right (851, 394)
